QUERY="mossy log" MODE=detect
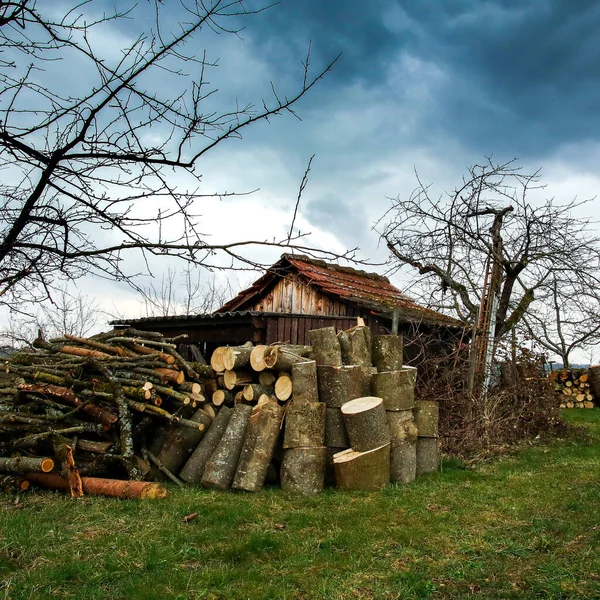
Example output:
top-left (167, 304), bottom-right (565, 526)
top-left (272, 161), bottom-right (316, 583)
top-left (360, 366), bottom-right (376, 397)
top-left (325, 407), bottom-right (349, 448)
top-left (26, 473), bottom-right (168, 499)
top-left (338, 326), bottom-right (371, 367)
top-left (280, 446), bottom-right (327, 495)
top-left (416, 437), bottom-right (440, 476)
top-left (0, 456), bottom-right (54, 474)
top-left (291, 360), bottom-right (319, 404)
top-left (341, 396), bottom-right (391, 452)
top-left (317, 365), bottom-right (362, 408)
top-left (283, 401), bottom-right (326, 448)
top-left (372, 335), bottom-right (403, 372)
top-left (371, 370), bottom-right (415, 411)
top-left (333, 444), bottom-right (390, 491)
top-left (414, 401), bottom-right (439, 438)
top-left (232, 402), bottom-right (285, 492)
top-left (308, 327), bottom-right (343, 367)
top-left (387, 410), bottom-right (418, 484)
top-left (201, 403), bottom-right (253, 490)
top-left (179, 406), bottom-right (233, 484)
top-left (223, 345), bottom-right (254, 371)
top-left (156, 408), bottom-right (213, 474)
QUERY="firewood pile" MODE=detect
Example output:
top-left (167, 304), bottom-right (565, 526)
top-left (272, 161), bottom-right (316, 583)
top-left (1, 323), bottom-right (440, 497)
top-left (551, 368), bottom-right (596, 409)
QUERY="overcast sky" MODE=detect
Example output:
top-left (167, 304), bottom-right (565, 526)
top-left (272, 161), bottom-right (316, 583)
top-left (4, 0), bottom-right (600, 345)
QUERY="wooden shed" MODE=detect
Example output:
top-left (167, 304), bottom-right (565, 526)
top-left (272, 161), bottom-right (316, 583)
top-left (111, 254), bottom-right (465, 363)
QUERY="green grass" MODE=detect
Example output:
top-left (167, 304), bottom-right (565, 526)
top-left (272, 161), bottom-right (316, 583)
top-left (2, 410), bottom-right (600, 599)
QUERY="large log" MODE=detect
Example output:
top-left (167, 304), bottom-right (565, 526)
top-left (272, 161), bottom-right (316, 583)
top-left (212, 389), bottom-right (235, 407)
top-left (588, 365), bottom-right (600, 399)
top-left (338, 326), bottom-right (371, 367)
top-left (232, 401), bottom-right (284, 492)
top-left (25, 473), bottom-right (168, 499)
top-left (263, 345), bottom-right (312, 371)
top-left (280, 446), bottom-right (327, 495)
top-left (372, 335), bottom-right (403, 372)
top-left (325, 407), bottom-right (349, 448)
top-left (317, 365), bottom-right (362, 408)
top-left (201, 403), bottom-right (253, 490)
top-left (308, 327), bottom-right (343, 367)
top-left (223, 370), bottom-right (254, 390)
top-left (243, 384), bottom-right (274, 402)
top-left (371, 370), bottom-right (415, 411)
top-left (333, 444), bottom-right (390, 491)
top-left (416, 437), bottom-right (440, 476)
top-left (387, 410), bottom-right (418, 484)
top-left (223, 344), bottom-right (254, 371)
top-left (249, 345), bottom-right (268, 372)
top-left (210, 347), bottom-right (228, 372)
top-left (155, 408), bottom-right (213, 474)
top-left (414, 401), bottom-right (439, 438)
top-left (291, 360), bottom-right (319, 404)
top-left (179, 406), bottom-right (233, 484)
top-left (283, 402), bottom-right (326, 448)
top-left (341, 396), bottom-right (391, 452)
top-left (360, 367), bottom-right (376, 397)
top-left (0, 456), bottom-right (54, 474)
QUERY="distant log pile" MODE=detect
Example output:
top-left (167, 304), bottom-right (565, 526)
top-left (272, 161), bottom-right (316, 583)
top-left (551, 368), bottom-right (596, 409)
top-left (1, 324), bottom-right (440, 497)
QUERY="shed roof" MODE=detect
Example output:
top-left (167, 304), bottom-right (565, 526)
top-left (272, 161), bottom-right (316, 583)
top-left (218, 254), bottom-right (464, 329)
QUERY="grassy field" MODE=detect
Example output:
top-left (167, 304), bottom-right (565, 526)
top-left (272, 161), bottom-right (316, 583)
top-left (1, 410), bottom-right (599, 600)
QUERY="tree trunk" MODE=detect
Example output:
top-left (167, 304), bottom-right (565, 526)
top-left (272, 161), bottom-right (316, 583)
top-left (333, 444), bottom-right (390, 491)
top-left (156, 408), bottom-right (213, 474)
top-left (416, 438), bottom-right (440, 476)
top-left (341, 396), bottom-right (391, 452)
top-left (371, 370), bottom-right (415, 410)
top-left (413, 401), bottom-right (439, 438)
top-left (308, 327), bottom-right (343, 366)
top-left (179, 406), bottom-right (233, 484)
top-left (280, 446), bottom-right (327, 495)
top-left (222, 344), bottom-right (254, 371)
top-left (201, 403), bottom-right (253, 490)
top-left (283, 401), bottom-right (326, 448)
top-left (232, 401), bottom-right (284, 492)
top-left (325, 407), bottom-right (349, 448)
top-left (387, 410), bottom-right (418, 484)
top-left (290, 360), bottom-right (319, 404)
top-left (372, 335), bottom-right (403, 372)
top-left (317, 365), bottom-right (362, 408)
top-left (359, 367), bottom-right (376, 397)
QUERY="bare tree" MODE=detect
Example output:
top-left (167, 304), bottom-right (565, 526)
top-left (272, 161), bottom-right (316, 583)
top-left (0, 0), bottom-right (344, 312)
top-left (378, 158), bottom-right (600, 385)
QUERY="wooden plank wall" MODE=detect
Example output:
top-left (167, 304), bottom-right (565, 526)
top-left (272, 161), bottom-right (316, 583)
top-left (265, 316), bottom-right (363, 345)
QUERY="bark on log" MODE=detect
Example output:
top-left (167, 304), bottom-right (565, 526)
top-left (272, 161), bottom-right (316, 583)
top-left (232, 401), bottom-right (285, 492)
top-left (283, 402), bottom-right (326, 448)
top-left (341, 396), bottom-right (391, 452)
top-left (213, 390), bottom-right (235, 407)
top-left (372, 335), bottom-right (403, 372)
top-left (274, 374), bottom-right (293, 401)
top-left (588, 365), bottom-right (600, 399)
top-left (249, 345), bottom-right (268, 372)
top-left (0, 456), bottom-right (54, 474)
top-left (26, 473), bottom-right (168, 499)
top-left (210, 347), bottom-right (228, 373)
top-left (258, 371), bottom-right (276, 386)
top-left (333, 444), bottom-right (390, 491)
top-left (387, 410), bottom-right (418, 484)
top-left (416, 437), bottom-right (440, 476)
top-left (156, 408), bottom-right (213, 474)
top-left (371, 370), bottom-right (416, 411)
top-left (291, 361), bottom-right (319, 404)
top-left (179, 406), bottom-right (233, 484)
top-left (325, 407), bottom-right (349, 448)
top-left (338, 326), bottom-right (371, 367)
top-left (243, 384), bottom-right (274, 402)
top-left (317, 365), bottom-right (363, 408)
top-left (223, 370), bottom-right (254, 390)
top-left (280, 446), bottom-right (327, 495)
top-left (360, 367), bottom-right (376, 397)
top-left (263, 345), bottom-right (312, 371)
top-left (201, 403), bottom-right (253, 490)
top-left (154, 368), bottom-right (185, 385)
top-left (0, 475), bottom-right (30, 494)
top-left (223, 345), bottom-right (254, 371)
top-left (308, 327), bottom-right (343, 367)
top-left (413, 401), bottom-right (439, 438)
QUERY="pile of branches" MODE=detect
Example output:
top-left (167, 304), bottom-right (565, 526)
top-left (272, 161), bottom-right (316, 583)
top-left (0, 329), bottom-right (211, 496)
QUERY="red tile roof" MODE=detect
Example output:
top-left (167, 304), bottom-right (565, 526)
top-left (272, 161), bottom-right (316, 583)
top-left (218, 255), bottom-right (464, 328)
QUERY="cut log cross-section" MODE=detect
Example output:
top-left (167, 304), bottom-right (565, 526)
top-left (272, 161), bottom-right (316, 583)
top-left (280, 446), bottom-right (327, 495)
top-left (372, 335), bottom-right (403, 372)
top-left (283, 402), bottom-right (326, 449)
top-left (274, 374), bottom-right (293, 402)
top-left (333, 444), bottom-right (390, 491)
top-left (232, 401), bottom-right (285, 493)
top-left (243, 384), bottom-right (275, 402)
top-left (308, 327), bottom-right (343, 367)
top-left (341, 396), bottom-right (391, 452)
top-left (263, 345), bottom-right (312, 371)
top-left (223, 370), bottom-right (254, 390)
top-left (249, 345), bottom-right (268, 372)
top-left (201, 403), bottom-right (253, 490)
top-left (210, 347), bottom-right (228, 373)
top-left (223, 344), bottom-right (254, 371)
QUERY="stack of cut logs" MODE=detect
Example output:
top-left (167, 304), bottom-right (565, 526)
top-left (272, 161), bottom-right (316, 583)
top-left (0, 323), bottom-right (440, 498)
top-left (551, 368), bottom-right (596, 409)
